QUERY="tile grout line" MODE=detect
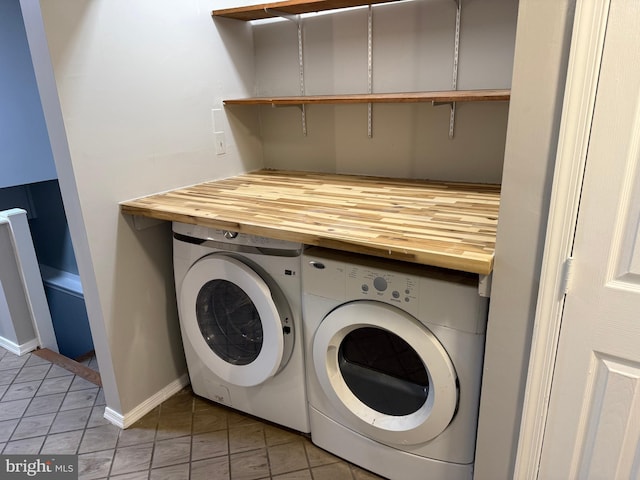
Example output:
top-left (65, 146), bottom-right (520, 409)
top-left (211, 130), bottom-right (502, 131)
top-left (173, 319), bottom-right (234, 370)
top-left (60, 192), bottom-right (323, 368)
top-left (2, 351), bottom-right (101, 457)
top-left (40, 366), bottom-right (98, 454)
top-left (145, 390), bottom-right (165, 477)
top-left (0, 347), bottom-right (384, 480)
top-left (37, 361), bottom-right (64, 450)
top-left (263, 420), bottom-right (272, 479)
top-left (4, 355), bottom-right (52, 449)
top-left (188, 396), bottom-right (195, 480)
top-left (42, 362), bottom-right (78, 448)
top-left (71, 379), bottom-right (103, 458)
top-left (0, 356), bottom-right (32, 449)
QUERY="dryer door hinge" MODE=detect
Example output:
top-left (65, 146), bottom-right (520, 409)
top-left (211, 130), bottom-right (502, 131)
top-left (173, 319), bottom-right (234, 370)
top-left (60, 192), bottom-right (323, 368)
top-left (561, 256), bottom-right (575, 295)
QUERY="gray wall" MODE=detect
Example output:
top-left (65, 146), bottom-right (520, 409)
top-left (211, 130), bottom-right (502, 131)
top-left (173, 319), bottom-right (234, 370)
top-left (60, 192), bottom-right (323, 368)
top-left (248, 0), bottom-right (518, 184)
top-left (22, 0), bottom-right (260, 417)
top-left (474, 0), bottom-right (576, 478)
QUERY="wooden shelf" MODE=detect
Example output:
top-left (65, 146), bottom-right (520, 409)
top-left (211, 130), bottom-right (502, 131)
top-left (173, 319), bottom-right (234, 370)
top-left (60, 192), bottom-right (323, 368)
top-left (223, 89), bottom-right (511, 106)
top-left (212, 0), bottom-right (405, 21)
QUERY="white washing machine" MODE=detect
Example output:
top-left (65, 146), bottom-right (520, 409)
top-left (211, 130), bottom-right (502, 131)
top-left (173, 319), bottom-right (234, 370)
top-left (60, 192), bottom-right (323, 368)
top-left (173, 222), bottom-right (309, 433)
top-left (302, 247), bottom-right (489, 479)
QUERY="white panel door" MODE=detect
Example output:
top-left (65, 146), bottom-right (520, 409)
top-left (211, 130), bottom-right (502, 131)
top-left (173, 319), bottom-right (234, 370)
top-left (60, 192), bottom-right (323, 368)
top-left (538, 1), bottom-right (640, 478)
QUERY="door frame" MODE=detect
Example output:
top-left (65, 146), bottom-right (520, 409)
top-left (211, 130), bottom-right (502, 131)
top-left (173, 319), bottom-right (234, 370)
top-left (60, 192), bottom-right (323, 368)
top-left (514, 0), bottom-right (611, 476)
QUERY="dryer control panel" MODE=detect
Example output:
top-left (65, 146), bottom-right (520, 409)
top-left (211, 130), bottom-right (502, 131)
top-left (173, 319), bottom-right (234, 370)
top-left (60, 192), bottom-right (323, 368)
top-left (303, 248), bottom-right (421, 317)
top-left (303, 247), bottom-right (488, 333)
top-left (345, 265), bottom-right (420, 317)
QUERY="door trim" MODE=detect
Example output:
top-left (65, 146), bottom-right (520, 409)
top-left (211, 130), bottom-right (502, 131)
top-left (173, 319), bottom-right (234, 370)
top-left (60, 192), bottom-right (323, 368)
top-left (514, 0), bottom-right (611, 477)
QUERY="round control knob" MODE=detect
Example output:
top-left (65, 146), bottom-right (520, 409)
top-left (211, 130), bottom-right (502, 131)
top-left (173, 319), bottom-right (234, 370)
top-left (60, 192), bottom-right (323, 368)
top-left (373, 277), bottom-right (388, 292)
top-left (362, 284), bottom-right (369, 292)
top-left (223, 231), bottom-right (238, 239)
top-left (392, 291), bottom-right (400, 299)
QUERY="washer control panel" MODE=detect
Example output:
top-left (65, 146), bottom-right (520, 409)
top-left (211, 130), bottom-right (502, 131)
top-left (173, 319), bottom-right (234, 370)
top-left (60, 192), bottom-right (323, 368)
top-left (173, 222), bottom-right (301, 250)
top-left (346, 265), bottom-right (419, 317)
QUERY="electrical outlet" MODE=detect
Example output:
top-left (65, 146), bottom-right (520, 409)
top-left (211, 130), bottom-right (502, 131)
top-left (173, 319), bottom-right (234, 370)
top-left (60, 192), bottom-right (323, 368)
top-left (215, 132), bottom-right (226, 155)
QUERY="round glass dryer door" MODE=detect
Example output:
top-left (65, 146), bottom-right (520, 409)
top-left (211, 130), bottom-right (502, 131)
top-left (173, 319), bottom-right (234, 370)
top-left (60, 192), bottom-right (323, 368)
top-left (313, 301), bottom-right (457, 445)
top-left (180, 254), bottom-right (292, 387)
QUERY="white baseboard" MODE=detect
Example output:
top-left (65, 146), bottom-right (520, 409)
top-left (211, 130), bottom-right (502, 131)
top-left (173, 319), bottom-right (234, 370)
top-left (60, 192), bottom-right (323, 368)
top-left (103, 374), bottom-right (190, 429)
top-left (0, 336), bottom-right (39, 356)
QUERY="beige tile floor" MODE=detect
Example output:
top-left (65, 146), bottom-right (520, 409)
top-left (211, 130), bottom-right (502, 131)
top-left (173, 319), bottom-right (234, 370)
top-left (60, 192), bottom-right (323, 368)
top-left (0, 346), bottom-right (384, 479)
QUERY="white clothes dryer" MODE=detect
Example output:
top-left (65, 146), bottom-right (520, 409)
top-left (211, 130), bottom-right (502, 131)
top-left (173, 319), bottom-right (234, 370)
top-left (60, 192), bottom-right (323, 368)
top-left (173, 222), bottom-right (309, 433)
top-left (302, 247), bottom-right (489, 479)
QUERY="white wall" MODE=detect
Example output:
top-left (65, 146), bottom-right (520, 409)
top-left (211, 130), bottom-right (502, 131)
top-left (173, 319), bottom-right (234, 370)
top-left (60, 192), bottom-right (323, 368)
top-left (21, 0), bottom-right (260, 416)
top-left (474, 0), bottom-right (576, 478)
top-left (243, 0), bottom-right (517, 183)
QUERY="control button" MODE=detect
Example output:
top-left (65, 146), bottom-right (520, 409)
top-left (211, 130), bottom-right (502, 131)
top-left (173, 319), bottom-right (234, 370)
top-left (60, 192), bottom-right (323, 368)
top-left (223, 230), bottom-right (238, 239)
top-left (310, 261), bottom-right (325, 269)
top-left (362, 284), bottom-right (369, 292)
top-left (392, 291), bottom-right (400, 299)
top-left (405, 297), bottom-right (410, 302)
top-left (373, 277), bottom-right (388, 292)
top-left (405, 289), bottom-right (411, 295)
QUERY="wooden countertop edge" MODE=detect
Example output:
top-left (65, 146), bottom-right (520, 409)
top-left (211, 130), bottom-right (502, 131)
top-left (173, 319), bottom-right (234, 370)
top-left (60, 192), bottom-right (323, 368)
top-left (119, 203), bottom-right (494, 275)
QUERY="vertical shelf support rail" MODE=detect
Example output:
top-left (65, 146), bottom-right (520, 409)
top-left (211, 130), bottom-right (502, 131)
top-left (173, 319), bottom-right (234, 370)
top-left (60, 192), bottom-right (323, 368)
top-left (367, 5), bottom-right (374, 138)
top-left (297, 16), bottom-right (307, 136)
top-left (267, 9), bottom-right (308, 135)
top-left (449, 0), bottom-right (462, 138)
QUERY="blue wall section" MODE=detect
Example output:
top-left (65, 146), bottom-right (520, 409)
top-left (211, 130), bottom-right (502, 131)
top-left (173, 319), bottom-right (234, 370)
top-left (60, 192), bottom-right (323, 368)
top-left (0, 0), bottom-right (57, 188)
top-left (29, 180), bottom-right (79, 275)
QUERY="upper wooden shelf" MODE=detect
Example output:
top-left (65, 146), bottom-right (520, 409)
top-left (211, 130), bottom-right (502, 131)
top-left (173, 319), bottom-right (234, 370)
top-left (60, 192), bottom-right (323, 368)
top-left (212, 0), bottom-right (404, 21)
top-left (223, 89), bottom-right (511, 106)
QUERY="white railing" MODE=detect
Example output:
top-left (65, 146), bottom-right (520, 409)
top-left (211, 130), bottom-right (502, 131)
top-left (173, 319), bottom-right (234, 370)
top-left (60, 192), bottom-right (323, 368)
top-left (0, 208), bottom-right (57, 354)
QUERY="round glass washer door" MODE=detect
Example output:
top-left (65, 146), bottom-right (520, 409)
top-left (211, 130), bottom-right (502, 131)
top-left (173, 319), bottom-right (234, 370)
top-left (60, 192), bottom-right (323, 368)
top-left (180, 254), bottom-right (290, 387)
top-left (313, 301), bottom-right (457, 445)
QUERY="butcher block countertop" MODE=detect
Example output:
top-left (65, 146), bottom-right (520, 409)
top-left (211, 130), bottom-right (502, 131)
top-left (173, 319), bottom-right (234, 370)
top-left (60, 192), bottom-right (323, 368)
top-left (120, 170), bottom-right (500, 275)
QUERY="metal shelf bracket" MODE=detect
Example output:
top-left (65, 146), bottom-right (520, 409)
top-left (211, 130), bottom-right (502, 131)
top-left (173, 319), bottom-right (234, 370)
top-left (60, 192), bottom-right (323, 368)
top-left (270, 104), bottom-right (305, 113)
top-left (432, 101), bottom-right (454, 107)
top-left (449, 0), bottom-right (462, 138)
top-left (267, 9), bottom-right (307, 135)
top-left (367, 5), bottom-right (374, 138)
